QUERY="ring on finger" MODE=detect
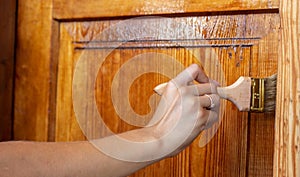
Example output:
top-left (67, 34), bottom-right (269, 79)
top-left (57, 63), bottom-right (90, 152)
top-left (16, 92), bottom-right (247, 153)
top-left (204, 94), bottom-right (215, 109)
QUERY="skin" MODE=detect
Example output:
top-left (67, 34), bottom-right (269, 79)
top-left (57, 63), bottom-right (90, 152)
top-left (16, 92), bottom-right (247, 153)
top-left (0, 64), bottom-right (220, 177)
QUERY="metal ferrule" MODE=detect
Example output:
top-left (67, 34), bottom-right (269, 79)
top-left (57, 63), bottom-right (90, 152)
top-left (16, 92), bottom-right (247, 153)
top-left (250, 78), bottom-right (265, 112)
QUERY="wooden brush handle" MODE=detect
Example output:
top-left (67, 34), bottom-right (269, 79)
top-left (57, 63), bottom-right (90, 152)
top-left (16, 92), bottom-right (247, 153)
top-left (216, 77), bottom-right (251, 111)
top-left (154, 76), bottom-right (252, 111)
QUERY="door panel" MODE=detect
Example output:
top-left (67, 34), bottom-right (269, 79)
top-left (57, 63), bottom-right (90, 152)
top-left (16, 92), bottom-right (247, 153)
top-left (55, 14), bottom-right (279, 176)
top-left (53, 0), bottom-right (279, 19)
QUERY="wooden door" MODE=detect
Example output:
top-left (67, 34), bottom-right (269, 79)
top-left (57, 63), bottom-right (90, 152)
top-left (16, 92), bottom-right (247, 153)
top-left (0, 0), bottom-right (16, 141)
top-left (15, 0), bottom-right (297, 176)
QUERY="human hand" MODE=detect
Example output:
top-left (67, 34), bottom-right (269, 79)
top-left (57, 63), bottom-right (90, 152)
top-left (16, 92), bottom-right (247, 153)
top-left (90, 64), bottom-right (220, 163)
top-left (150, 64), bottom-right (220, 157)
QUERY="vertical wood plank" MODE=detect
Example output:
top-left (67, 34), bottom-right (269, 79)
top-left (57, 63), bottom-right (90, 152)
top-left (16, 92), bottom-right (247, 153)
top-left (247, 17), bottom-right (279, 177)
top-left (14, 0), bottom-right (53, 141)
top-left (274, 0), bottom-right (300, 176)
top-left (55, 25), bottom-right (87, 141)
top-left (0, 0), bottom-right (17, 141)
top-left (47, 21), bottom-right (60, 142)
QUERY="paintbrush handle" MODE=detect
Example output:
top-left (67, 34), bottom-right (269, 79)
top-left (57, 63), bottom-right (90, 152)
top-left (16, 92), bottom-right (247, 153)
top-left (154, 76), bottom-right (252, 111)
top-left (216, 77), bottom-right (251, 111)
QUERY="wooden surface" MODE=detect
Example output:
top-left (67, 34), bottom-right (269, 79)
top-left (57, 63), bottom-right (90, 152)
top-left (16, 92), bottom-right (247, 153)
top-left (0, 0), bottom-right (16, 141)
top-left (13, 0), bottom-right (285, 176)
top-left (14, 0), bottom-right (53, 141)
top-left (273, 0), bottom-right (300, 176)
top-left (53, 0), bottom-right (279, 20)
top-left (55, 13), bottom-right (279, 176)
top-left (247, 31), bottom-right (278, 177)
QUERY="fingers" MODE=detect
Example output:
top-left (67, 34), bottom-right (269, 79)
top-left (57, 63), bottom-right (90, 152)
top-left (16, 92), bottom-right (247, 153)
top-left (184, 83), bottom-right (218, 96)
top-left (154, 80), bottom-right (218, 96)
top-left (198, 94), bottom-right (220, 108)
top-left (188, 64), bottom-right (209, 83)
top-left (172, 64), bottom-right (209, 87)
top-left (203, 109), bottom-right (219, 129)
top-left (154, 64), bottom-right (211, 95)
top-left (155, 63), bottom-right (220, 130)
top-left (197, 92), bottom-right (220, 130)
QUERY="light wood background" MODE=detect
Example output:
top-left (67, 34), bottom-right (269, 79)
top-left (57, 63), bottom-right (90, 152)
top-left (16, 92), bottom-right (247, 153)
top-left (273, 1), bottom-right (300, 177)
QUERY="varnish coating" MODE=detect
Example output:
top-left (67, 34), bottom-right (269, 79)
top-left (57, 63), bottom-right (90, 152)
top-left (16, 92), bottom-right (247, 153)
top-left (57, 14), bottom-right (278, 177)
top-left (13, 0), bottom-right (286, 176)
top-left (53, 0), bottom-right (279, 20)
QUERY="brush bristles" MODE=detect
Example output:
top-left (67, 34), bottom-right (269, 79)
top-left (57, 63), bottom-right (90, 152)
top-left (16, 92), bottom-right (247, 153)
top-left (264, 74), bottom-right (277, 112)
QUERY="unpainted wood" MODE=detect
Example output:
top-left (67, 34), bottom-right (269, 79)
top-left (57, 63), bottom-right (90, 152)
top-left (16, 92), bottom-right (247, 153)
top-left (273, 0), bottom-right (300, 176)
top-left (53, 0), bottom-right (279, 20)
top-left (216, 76), bottom-right (251, 111)
top-left (0, 0), bottom-right (16, 141)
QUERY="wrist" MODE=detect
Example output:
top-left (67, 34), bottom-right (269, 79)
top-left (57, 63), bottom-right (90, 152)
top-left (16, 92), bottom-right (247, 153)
top-left (90, 127), bottom-right (167, 163)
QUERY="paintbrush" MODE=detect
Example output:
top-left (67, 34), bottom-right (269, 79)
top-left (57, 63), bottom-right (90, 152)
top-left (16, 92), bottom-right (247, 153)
top-left (154, 74), bottom-right (277, 112)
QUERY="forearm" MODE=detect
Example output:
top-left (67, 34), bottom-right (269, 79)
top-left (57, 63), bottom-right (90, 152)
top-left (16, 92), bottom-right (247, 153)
top-left (0, 128), bottom-right (161, 177)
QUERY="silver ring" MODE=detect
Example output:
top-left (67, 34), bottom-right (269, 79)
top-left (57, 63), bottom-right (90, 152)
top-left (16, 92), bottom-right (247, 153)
top-left (204, 94), bottom-right (215, 109)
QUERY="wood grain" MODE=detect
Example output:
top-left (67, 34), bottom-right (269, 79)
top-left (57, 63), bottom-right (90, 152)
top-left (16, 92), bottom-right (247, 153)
top-left (55, 13), bottom-right (279, 176)
top-left (0, 0), bottom-right (16, 141)
top-left (53, 0), bottom-right (279, 20)
top-left (47, 21), bottom-right (60, 142)
top-left (273, 0), bottom-right (300, 176)
top-left (13, 0), bottom-right (284, 176)
top-left (246, 24), bottom-right (279, 177)
top-left (14, 0), bottom-right (53, 141)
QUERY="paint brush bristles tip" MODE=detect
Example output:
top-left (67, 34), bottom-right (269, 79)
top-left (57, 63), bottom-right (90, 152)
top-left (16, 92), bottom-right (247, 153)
top-left (263, 74), bottom-right (277, 112)
top-left (249, 74), bottom-right (277, 112)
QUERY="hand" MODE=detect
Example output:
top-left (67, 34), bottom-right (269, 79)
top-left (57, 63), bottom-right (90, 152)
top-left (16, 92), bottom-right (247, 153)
top-left (91, 64), bottom-right (220, 163)
top-left (150, 64), bottom-right (220, 157)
